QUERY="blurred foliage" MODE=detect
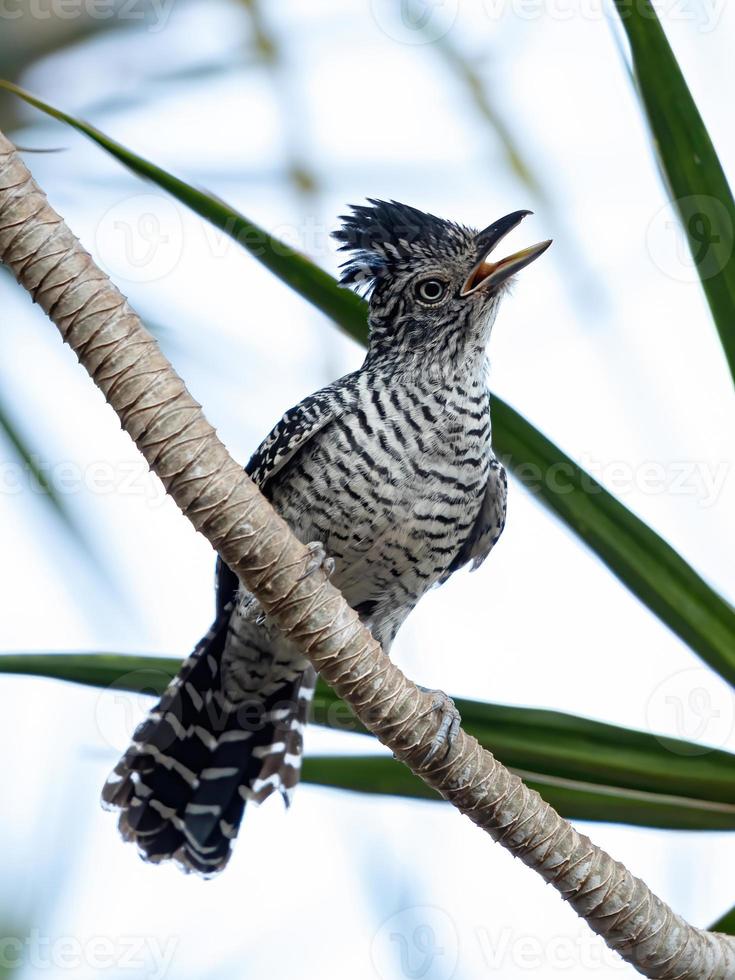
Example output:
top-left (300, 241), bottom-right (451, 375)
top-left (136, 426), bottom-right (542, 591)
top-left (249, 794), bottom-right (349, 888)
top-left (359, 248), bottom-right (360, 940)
top-left (0, 3), bottom-right (166, 556)
top-left (239, 0), bottom-right (321, 201)
top-left (0, 386), bottom-right (107, 574)
top-left (428, 32), bottom-right (546, 203)
top-left (0, 924), bottom-right (26, 978)
top-left (0, 390), bottom-right (76, 532)
top-left (0, 2), bottom-right (140, 128)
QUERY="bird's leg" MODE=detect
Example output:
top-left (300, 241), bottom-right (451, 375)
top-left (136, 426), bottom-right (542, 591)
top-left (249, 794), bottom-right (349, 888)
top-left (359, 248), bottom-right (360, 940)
top-left (417, 685), bottom-right (462, 762)
top-left (298, 541), bottom-right (336, 581)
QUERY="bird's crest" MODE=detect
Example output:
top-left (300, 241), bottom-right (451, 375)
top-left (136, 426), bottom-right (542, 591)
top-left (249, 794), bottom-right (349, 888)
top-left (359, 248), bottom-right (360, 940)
top-left (332, 199), bottom-right (472, 293)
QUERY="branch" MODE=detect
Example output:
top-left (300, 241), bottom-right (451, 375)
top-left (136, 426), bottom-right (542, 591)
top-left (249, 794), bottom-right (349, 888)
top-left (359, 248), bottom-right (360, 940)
top-left (0, 130), bottom-right (731, 980)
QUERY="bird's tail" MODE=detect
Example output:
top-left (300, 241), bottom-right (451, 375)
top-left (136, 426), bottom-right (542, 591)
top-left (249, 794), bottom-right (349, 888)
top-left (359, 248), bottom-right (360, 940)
top-left (102, 613), bottom-right (314, 875)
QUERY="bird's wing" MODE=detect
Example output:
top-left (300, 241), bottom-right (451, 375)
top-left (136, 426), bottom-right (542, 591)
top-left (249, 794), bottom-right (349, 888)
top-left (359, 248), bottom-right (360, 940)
top-left (439, 456), bottom-right (507, 584)
top-left (245, 381), bottom-right (346, 491)
top-left (215, 376), bottom-right (352, 615)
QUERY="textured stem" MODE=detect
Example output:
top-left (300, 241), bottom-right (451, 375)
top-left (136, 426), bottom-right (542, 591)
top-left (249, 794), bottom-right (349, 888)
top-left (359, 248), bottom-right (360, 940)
top-left (0, 130), bottom-right (731, 979)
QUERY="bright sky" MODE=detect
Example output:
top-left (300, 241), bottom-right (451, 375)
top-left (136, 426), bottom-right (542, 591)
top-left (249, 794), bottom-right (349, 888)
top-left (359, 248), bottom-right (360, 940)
top-left (0, 1), bottom-right (733, 977)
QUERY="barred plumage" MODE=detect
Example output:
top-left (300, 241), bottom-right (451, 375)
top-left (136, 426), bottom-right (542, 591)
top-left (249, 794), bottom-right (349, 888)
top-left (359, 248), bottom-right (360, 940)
top-left (102, 200), bottom-right (550, 874)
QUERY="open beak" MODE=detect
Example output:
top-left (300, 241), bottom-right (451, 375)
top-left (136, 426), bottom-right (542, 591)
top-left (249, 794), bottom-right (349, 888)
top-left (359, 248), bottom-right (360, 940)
top-left (460, 210), bottom-right (552, 296)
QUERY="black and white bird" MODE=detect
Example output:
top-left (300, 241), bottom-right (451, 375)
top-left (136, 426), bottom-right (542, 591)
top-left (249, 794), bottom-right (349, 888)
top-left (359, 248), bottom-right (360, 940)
top-left (102, 200), bottom-right (551, 874)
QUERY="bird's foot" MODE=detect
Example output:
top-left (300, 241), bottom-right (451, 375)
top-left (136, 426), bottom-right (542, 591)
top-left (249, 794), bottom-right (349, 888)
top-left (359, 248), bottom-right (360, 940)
top-left (418, 685), bottom-right (461, 763)
top-left (238, 593), bottom-right (267, 626)
top-left (298, 541), bottom-right (336, 581)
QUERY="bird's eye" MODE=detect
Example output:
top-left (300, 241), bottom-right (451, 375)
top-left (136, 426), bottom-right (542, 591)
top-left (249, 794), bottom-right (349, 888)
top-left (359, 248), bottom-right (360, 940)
top-left (416, 278), bottom-right (447, 304)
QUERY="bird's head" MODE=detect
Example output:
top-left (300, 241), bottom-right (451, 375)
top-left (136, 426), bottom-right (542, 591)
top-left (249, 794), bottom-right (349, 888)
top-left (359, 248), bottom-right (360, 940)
top-left (333, 199), bottom-right (550, 369)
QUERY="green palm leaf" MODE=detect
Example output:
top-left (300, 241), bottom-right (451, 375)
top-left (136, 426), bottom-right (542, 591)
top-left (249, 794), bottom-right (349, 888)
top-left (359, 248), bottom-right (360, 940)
top-left (302, 756), bottom-right (735, 831)
top-left (1, 81), bottom-right (733, 684)
top-left (2, 652), bottom-right (734, 830)
top-left (612, 0), bottom-right (735, 380)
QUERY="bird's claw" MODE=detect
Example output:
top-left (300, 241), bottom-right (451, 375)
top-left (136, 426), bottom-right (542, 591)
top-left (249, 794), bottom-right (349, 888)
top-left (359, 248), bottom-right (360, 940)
top-left (418, 685), bottom-right (461, 763)
top-left (298, 541), bottom-right (335, 581)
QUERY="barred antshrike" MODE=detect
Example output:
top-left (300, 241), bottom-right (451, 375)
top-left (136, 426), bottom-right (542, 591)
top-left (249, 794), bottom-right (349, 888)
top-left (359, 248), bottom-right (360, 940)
top-left (103, 200), bottom-right (551, 873)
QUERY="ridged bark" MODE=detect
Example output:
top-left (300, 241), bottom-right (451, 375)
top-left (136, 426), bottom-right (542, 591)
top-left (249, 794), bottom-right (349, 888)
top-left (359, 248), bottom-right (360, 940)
top-left (0, 130), bottom-right (732, 978)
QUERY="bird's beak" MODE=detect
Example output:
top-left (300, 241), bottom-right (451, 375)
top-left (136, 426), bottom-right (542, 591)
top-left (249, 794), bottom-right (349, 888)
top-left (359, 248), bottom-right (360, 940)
top-left (460, 210), bottom-right (552, 296)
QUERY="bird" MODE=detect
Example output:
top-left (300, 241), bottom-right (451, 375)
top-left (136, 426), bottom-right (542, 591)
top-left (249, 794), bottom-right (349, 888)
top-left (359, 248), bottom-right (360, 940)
top-left (102, 200), bottom-right (551, 875)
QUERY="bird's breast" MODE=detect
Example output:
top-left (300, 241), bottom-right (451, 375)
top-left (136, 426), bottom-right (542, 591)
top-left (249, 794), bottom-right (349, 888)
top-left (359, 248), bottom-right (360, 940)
top-left (268, 374), bottom-right (491, 610)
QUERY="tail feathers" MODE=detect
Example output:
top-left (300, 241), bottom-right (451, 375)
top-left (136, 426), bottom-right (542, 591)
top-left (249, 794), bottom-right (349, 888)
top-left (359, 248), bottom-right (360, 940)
top-left (249, 667), bottom-right (316, 805)
top-left (102, 614), bottom-right (315, 875)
